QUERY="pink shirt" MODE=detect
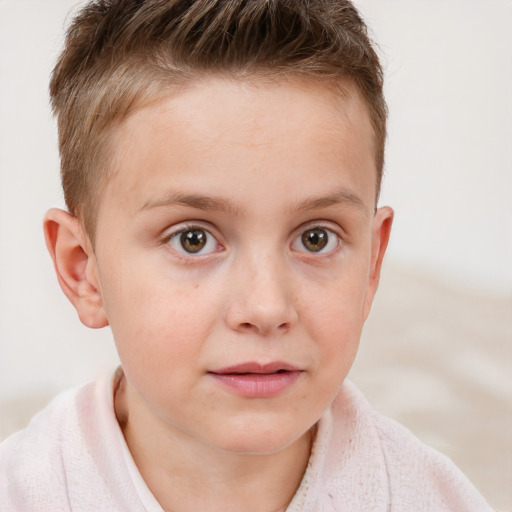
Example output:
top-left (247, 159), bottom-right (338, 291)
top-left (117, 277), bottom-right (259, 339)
top-left (0, 372), bottom-right (493, 511)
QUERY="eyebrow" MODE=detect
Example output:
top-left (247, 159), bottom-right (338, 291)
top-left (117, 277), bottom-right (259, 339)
top-left (138, 188), bottom-right (368, 216)
top-left (138, 192), bottom-right (243, 216)
top-left (293, 189), bottom-right (368, 214)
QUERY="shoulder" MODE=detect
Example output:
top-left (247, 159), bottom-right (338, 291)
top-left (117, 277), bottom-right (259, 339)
top-left (0, 377), bottom-right (137, 511)
top-left (340, 383), bottom-right (494, 511)
top-left (0, 385), bottom-right (86, 510)
top-left (303, 381), bottom-right (494, 511)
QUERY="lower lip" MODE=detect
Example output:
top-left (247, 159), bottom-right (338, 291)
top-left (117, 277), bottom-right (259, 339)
top-left (209, 371), bottom-right (302, 398)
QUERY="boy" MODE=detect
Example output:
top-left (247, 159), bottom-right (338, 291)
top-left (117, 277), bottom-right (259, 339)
top-left (0, 0), bottom-right (494, 510)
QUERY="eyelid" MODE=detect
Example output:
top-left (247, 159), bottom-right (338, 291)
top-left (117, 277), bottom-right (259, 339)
top-left (293, 220), bottom-right (346, 240)
top-left (161, 220), bottom-right (217, 240)
top-left (162, 222), bottom-right (224, 257)
top-left (290, 222), bottom-right (343, 255)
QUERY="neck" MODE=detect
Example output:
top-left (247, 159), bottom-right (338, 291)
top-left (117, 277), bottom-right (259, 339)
top-left (115, 375), bottom-right (313, 512)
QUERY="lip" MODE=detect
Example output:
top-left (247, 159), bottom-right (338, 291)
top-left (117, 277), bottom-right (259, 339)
top-left (208, 362), bottom-right (303, 398)
top-left (211, 361), bottom-right (301, 374)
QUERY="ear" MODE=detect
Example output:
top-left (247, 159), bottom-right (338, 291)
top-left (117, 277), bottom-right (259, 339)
top-left (43, 208), bottom-right (108, 329)
top-left (362, 206), bottom-right (394, 320)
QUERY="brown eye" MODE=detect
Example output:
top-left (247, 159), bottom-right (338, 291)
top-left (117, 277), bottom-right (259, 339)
top-left (180, 229), bottom-right (207, 253)
top-left (292, 226), bottom-right (339, 254)
top-left (168, 227), bottom-right (219, 256)
top-left (301, 228), bottom-right (328, 252)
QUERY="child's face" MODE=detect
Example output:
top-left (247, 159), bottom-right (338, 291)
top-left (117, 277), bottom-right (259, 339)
top-left (87, 78), bottom-right (392, 453)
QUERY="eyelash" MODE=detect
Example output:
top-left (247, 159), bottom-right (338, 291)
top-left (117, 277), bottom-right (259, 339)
top-left (291, 225), bottom-right (341, 255)
top-left (162, 223), bottom-right (343, 259)
top-left (163, 224), bottom-right (223, 258)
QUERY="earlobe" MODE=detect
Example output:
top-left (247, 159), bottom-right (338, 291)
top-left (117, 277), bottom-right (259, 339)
top-left (362, 206), bottom-right (394, 320)
top-left (43, 208), bottom-right (108, 329)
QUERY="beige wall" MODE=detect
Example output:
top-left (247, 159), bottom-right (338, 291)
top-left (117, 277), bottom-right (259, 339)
top-left (0, 1), bottom-right (510, 509)
top-left (0, 0), bottom-right (510, 397)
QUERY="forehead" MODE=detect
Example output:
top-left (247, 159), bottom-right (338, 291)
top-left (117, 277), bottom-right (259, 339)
top-left (102, 77), bottom-right (377, 219)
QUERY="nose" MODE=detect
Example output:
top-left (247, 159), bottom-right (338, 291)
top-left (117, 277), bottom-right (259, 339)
top-left (225, 253), bottom-right (298, 336)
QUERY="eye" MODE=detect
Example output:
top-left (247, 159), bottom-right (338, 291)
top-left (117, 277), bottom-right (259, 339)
top-left (168, 228), bottom-right (220, 255)
top-left (292, 227), bottom-right (340, 254)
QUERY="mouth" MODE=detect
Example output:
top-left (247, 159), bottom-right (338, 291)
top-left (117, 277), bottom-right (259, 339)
top-left (208, 362), bottom-right (303, 398)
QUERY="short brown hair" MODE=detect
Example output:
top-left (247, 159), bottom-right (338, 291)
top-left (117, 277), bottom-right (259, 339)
top-left (50, 0), bottom-right (387, 240)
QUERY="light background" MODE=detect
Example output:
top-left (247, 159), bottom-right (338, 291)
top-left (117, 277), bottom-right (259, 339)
top-left (0, 0), bottom-right (511, 509)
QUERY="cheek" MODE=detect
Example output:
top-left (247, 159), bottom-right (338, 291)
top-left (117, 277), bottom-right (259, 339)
top-left (100, 259), bottom-right (221, 369)
top-left (301, 262), bottom-right (370, 365)
top-left (315, 306), bottom-right (362, 374)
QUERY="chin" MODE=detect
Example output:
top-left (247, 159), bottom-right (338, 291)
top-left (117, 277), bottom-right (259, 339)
top-left (218, 436), bottom-right (296, 455)
top-left (211, 419), bottom-right (308, 455)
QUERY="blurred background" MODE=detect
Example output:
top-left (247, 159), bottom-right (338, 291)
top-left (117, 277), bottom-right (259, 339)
top-left (0, 0), bottom-right (511, 509)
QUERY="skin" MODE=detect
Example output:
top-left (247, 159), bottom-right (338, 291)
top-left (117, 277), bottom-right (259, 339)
top-left (44, 77), bottom-right (393, 512)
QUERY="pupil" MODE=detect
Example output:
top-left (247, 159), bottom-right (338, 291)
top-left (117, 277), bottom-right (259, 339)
top-left (302, 228), bottom-right (328, 252)
top-left (181, 229), bottom-right (207, 253)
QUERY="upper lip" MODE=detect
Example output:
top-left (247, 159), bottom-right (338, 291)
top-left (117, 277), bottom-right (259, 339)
top-left (209, 362), bottom-right (301, 374)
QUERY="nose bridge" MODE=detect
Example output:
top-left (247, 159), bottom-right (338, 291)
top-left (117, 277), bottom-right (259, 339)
top-left (226, 244), bottom-right (297, 335)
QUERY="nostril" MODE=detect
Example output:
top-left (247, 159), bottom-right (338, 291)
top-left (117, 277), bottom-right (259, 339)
top-left (238, 321), bottom-right (289, 333)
